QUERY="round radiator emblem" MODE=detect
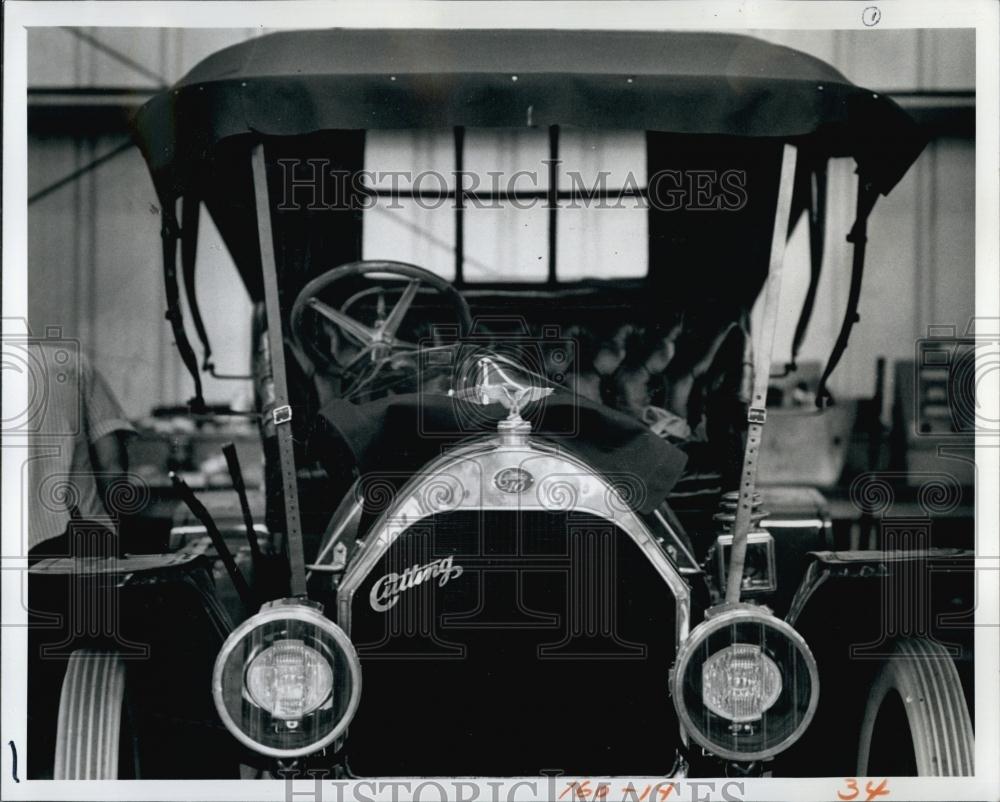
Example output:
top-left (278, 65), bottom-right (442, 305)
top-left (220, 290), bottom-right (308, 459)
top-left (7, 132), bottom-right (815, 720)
top-left (494, 467), bottom-right (534, 494)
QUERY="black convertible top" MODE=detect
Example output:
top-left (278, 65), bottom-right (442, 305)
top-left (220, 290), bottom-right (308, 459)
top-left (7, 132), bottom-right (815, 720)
top-left (133, 28), bottom-right (924, 195)
top-left (131, 28), bottom-right (927, 416)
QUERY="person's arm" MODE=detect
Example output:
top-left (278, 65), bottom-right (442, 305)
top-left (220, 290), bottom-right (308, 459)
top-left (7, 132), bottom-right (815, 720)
top-left (91, 431), bottom-right (129, 516)
top-left (81, 354), bottom-right (136, 518)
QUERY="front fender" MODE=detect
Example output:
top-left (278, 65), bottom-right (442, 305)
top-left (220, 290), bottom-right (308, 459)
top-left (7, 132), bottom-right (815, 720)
top-left (787, 547), bottom-right (974, 632)
top-left (772, 547), bottom-right (974, 776)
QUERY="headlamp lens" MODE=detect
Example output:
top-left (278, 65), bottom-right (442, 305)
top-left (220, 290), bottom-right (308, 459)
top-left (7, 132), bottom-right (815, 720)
top-left (702, 643), bottom-right (782, 722)
top-left (246, 639), bottom-right (333, 720)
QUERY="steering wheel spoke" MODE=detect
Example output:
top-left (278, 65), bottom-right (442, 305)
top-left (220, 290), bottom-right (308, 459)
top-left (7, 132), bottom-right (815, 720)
top-left (379, 279), bottom-right (421, 340)
top-left (290, 260), bottom-right (473, 397)
top-left (307, 298), bottom-right (377, 344)
top-left (342, 342), bottom-right (377, 373)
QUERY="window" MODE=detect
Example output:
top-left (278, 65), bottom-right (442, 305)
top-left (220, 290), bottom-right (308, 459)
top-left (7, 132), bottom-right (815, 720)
top-left (362, 128), bottom-right (648, 282)
top-left (557, 130), bottom-right (647, 280)
top-left (362, 130), bottom-right (457, 279)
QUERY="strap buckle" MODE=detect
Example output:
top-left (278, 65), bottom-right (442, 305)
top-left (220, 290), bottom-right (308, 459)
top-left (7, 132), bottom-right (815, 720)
top-left (272, 405), bottom-right (293, 425)
top-left (748, 407), bottom-right (767, 425)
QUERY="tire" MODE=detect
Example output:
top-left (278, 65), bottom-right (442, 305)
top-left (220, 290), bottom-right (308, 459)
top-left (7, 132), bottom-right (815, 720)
top-left (857, 637), bottom-right (974, 776)
top-left (54, 649), bottom-right (132, 779)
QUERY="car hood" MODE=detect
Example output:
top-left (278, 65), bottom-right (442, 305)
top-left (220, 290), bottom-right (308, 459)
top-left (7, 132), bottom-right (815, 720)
top-left (313, 391), bottom-right (687, 515)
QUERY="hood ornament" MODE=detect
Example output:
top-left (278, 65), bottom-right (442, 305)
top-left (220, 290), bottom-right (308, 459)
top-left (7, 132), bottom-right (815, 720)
top-left (451, 356), bottom-right (553, 443)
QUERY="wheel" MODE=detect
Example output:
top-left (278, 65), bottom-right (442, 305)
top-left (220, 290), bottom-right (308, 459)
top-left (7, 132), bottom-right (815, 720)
top-left (53, 647), bottom-right (243, 779)
top-left (54, 649), bottom-right (133, 778)
top-left (857, 637), bottom-right (973, 776)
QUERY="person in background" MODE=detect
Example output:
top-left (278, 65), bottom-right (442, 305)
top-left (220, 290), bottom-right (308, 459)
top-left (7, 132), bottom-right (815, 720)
top-left (564, 323), bottom-right (632, 405)
top-left (660, 317), bottom-right (740, 426)
top-left (26, 343), bottom-right (135, 562)
top-left (612, 318), bottom-right (684, 420)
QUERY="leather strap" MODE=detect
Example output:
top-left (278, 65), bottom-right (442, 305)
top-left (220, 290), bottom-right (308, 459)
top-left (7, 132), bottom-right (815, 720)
top-left (725, 144), bottom-right (798, 603)
top-left (158, 191), bottom-right (205, 412)
top-left (181, 193), bottom-right (214, 372)
top-left (815, 174), bottom-right (879, 408)
top-left (251, 144), bottom-right (307, 597)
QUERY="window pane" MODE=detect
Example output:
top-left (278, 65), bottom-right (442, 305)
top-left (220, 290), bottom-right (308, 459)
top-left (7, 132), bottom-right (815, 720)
top-left (363, 129), bottom-right (454, 190)
top-left (363, 201), bottom-right (456, 280)
top-left (363, 130), bottom-right (455, 278)
top-left (463, 203), bottom-right (548, 282)
top-left (463, 129), bottom-right (550, 194)
top-left (556, 130), bottom-right (648, 280)
top-left (462, 129), bottom-right (550, 282)
top-left (556, 204), bottom-right (647, 280)
top-left (559, 129), bottom-right (646, 192)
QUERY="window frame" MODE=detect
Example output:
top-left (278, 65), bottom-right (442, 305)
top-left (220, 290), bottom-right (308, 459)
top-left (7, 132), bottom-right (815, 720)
top-left (363, 126), bottom-right (650, 285)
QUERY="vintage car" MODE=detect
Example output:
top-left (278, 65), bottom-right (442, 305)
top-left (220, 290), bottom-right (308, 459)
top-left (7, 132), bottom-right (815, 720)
top-left (28, 28), bottom-right (974, 780)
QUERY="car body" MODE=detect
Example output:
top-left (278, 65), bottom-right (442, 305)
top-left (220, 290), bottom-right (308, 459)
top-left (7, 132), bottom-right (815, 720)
top-left (28, 27), bottom-right (973, 780)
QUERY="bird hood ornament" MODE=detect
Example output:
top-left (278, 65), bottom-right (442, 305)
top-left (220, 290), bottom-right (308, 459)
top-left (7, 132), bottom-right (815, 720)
top-left (451, 356), bottom-right (553, 430)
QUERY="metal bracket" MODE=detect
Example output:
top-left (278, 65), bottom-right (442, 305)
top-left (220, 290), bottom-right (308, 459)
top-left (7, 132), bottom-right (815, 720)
top-left (272, 405), bottom-right (293, 425)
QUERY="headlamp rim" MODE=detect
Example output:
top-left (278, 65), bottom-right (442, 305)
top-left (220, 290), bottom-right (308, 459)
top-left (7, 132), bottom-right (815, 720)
top-left (670, 603), bottom-right (819, 762)
top-left (212, 600), bottom-right (362, 759)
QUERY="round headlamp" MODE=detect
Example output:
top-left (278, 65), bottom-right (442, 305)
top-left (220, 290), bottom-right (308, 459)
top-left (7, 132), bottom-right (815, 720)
top-left (213, 599), bottom-right (361, 758)
top-left (245, 639), bottom-right (334, 719)
top-left (671, 604), bottom-right (818, 762)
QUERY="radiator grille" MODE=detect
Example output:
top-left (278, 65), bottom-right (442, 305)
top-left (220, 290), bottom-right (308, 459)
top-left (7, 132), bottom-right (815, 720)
top-left (345, 511), bottom-right (678, 776)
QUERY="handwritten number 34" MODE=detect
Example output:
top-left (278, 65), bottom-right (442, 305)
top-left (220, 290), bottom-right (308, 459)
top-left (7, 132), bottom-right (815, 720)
top-left (838, 778), bottom-right (890, 801)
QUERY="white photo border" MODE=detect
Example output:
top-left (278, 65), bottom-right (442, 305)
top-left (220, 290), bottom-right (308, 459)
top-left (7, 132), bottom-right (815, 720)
top-left (3, 2), bottom-right (998, 800)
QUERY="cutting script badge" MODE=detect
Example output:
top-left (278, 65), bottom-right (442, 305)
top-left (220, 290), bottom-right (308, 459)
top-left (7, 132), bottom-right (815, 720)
top-left (369, 556), bottom-right (464, 612)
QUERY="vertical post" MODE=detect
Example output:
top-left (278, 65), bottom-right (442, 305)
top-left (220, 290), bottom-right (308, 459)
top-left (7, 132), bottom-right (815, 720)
top-left (725, 143), bottom-right (798, 604)
top-left (547, 125), bottom-right (559, 284)
top-left (251, 144), bottom-right (307, 597)
top-left (454, 126), bottom-right (465, 283)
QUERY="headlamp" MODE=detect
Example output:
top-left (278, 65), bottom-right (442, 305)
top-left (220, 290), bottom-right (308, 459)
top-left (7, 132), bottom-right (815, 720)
top-left (671, 603), bottom-right (818, 762)
top-left (245, 639), bottom-right (334, 720)
top-left (213, 599), bottom-right (361, 758)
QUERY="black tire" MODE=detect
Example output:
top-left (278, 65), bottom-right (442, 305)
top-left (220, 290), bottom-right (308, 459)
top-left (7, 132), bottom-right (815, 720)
top-left (857, 637), bottom-right (974, 776)
top-left (54, 649), bottom-right (131, 778)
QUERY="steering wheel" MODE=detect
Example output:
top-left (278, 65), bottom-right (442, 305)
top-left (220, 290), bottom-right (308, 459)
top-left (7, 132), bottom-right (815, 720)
top-left (289, 260), bottom-right (472, 390)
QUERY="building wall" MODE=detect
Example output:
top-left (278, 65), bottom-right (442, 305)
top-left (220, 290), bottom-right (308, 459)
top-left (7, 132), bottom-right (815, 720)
top-left (26, 27), bottom-right (974, 418)
top-left (748, 29), bottom-right (975, 405)
top-left (28, 28), bottom-right (262, 417)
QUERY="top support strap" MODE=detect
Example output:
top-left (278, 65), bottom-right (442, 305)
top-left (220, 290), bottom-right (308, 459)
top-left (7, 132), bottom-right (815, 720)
top-left (815, 172), bottom-right (880, 408)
